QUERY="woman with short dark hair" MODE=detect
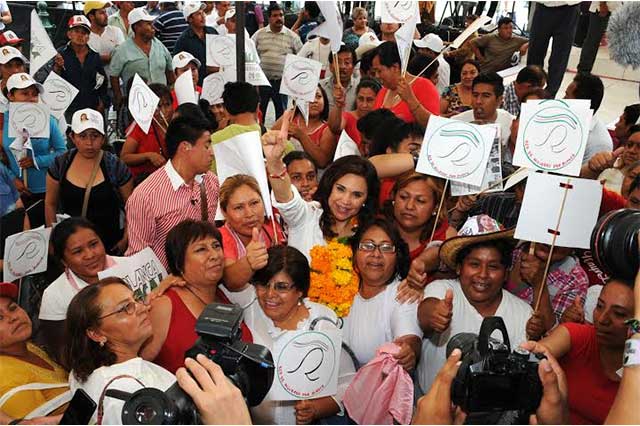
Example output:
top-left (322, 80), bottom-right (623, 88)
top-left (141, 220), bottom-right (252, 374)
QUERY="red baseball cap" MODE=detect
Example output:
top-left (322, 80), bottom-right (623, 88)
top-left (0, 31), bottom-right (23, 46)
top-left (0, 282), bottom-right (18, 299)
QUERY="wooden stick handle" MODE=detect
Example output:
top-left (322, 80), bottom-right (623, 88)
top-left (533, 178), bottom-right (572, 312)
top-left (429, 179), bottom-right (449, 243)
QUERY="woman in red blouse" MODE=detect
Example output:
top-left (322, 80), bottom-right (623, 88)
top-left (372, 41), bottom-right (440, 128)
top-left (120, 84), bottom-right (173, 181)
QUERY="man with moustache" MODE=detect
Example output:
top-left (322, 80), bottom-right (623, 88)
top-left (173, 2), bottom-right (217, 85)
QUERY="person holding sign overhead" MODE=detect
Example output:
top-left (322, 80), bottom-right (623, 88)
top-left (221, 245), bottom-right (354, 425)
top-left (2, 73), bottom-right (66, 228)
top-left (371, 41), bottom-right (439, 128)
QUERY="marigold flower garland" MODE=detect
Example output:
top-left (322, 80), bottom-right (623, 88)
top-left (308, 238), bottom-right (360, 317)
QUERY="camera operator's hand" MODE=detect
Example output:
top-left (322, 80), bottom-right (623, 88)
top-left (413, 348), bottom-right (465, 425)
top-left (176, 355), bottom-right (252, 425)
top-left (519, 342), bottom-right (569, 425)
top-left (559, 297), bottom-right (585, 324)
top-left (427, 289), bottom-right (454, 333)
top-left (246, 228), bottom-right (268, 272)
top-left (526, 312), bottom-right (547, 341)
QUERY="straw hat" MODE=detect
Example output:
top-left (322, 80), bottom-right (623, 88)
top-left (439, 215), bottom-right (515, 270)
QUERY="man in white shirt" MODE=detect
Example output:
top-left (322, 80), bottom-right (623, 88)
top-left (319, 45), bottom-right (360, 111)
top-left (85, 1), bottom-right (125, 79)
top-left (413, 33), bottom-right (450, 94)
top-left (452, 72), bottom-right (515, 162)
top-left (206, 0), bottom-right (230, 34)
top-left (416, 216), bottom-right (533, 393)
top-left (564, 72), bottom-right (613, 163)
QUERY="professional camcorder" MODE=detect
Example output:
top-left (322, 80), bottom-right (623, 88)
top-left (107, 303), bottom-right (274, 424)
top-left (591, 208), bottom-right (640, 280)
top-left (446, 317), bottom-right (544, 419)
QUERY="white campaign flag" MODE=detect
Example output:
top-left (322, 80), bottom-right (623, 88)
top-left (394, 15), bottom-right (418, 74)
top-left (308, 1), bottom-right (343, 53)
top-left (30, 10), bottom-right (57, 76)
top-left (174, 69), bottom-right (198, 105)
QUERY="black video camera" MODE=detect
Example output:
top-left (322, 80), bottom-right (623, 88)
top-left (446, 317), bottom-right (544, 417)
top-left (107, 303), bottom-right (275, 424)
top-left (591, 208), bottom-right (640, 281)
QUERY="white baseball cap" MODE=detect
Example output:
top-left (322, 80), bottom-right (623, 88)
top-left (128, 7), bottom-right (155, 26)
top-left (172, 51), bottom-right (202, 71)
top-left (68, 15), bottom-right (91, 31)
top-left (0, 45), bottom-right (28, 65)
top-left (224, 8), bottom-right (236, 22)
top-left (183, 1), bottom-right (205, 19)
top-left (414, 33), bottom-right (444, 52)
top-left (6, 72), bottom-right (44, 94)
top-left (355, 32), bottom-right (381, 59)
top-left (71, 108), bottom-right (105, 135)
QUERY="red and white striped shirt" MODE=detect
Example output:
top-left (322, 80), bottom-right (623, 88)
top-left (125, 161), bottom-right (220, 268)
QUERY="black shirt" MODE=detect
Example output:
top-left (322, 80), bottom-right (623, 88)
top-left (173, 26), bottom-right (217, 85)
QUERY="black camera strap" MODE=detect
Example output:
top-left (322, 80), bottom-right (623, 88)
top-left (96, 375), bottom-right (145, 425)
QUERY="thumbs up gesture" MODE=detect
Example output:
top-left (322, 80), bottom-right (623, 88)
top-left (245, 227), bottom-right (268, 272)
top-left (428, 289), bottom-right (454, 333)
top-left (560, 296), bottom-right (585, 324)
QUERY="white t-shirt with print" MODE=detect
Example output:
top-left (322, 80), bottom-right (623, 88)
top-left (342, 278), bottom-right (423, 366)
top-left (417, 278), bottom-right (532, 393)
top-left (88, 25), bottom-right (125, 77)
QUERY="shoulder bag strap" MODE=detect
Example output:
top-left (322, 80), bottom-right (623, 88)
top-left (81, 150), bottom-right (104, 218)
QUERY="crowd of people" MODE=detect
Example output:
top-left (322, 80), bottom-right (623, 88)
top-left (1, 1), bottom-right (640, 425)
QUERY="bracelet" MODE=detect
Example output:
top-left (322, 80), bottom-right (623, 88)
top-left (623, 338), bottom-right (640, 367)
top-left (625, 318), bottom-right (640, 334)
top-left (410, 150), bottom-right (419, 169)
top-left (268, 167), bottom-right (288, 180)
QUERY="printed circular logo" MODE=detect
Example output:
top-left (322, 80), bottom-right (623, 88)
top-left (426, 121), bottom-right (487, 180)
top-left (382, 1), bottom-right (417, 23)
top-left (10, 103), bottom-right (48, 136)
top-left (276, 331), bottom-right (337, 399)
top-left (282, 58), bottom-right (319, 100)
top-left (522, 104), bottom-right (584, 170)
top-left (212, 36), bottom-right (235, 67)
top-left (6, 231), bottom-right (47, 277)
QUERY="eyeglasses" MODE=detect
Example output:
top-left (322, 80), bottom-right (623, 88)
top-left (99, 297), bottom-right (148, 320)
top-left (358, 241), bottom-right (396, 253)
top-left (254, 281), bottom-right (297, 293)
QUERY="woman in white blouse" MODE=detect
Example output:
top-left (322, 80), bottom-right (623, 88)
top-left (263, 131), bottom-right (379, 260)
top-left (343, 218), bottom-right (423, 368)
top-left (223, 245), bottom-right (355, 424)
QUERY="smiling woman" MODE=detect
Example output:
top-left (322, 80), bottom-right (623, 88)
top-left (140, 220), bottom-right (253, 374)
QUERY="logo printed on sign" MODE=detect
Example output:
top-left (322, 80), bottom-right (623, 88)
top-left (282, 59), bottom-right (318, 100)
top-left (276, 331), bottom-right (337, 399)
top-left (382, 1), bottom-right (417, 22)
top-left (426, 121), bottom-right (487, 180)
top-left (6, 231), bottom-right (47, 277)
top-left (10, 103), bottom-right (48, 135)
top-left (522, 104), bottom-right (585, 171)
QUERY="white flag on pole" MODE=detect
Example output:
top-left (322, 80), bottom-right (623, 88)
top-left (30, 10), bottom-right (57, 76)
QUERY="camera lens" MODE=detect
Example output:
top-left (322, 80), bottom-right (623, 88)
top-left (121, 388), bottom-right (178, 425)
top-left (591, 208), bottom-right (640, 280)
top-left (135, 404), bottom-right (160, 424)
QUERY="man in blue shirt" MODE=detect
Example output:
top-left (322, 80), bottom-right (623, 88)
top-left (173, 2), bottom-right (217, 85)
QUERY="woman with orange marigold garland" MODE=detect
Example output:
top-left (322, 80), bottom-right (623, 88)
top-left (342, 218), bottom-right (423, 369)
top-left (222, 245), bottom-right (356, 425)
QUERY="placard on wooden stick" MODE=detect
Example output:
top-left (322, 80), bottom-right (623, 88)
top-left (514, 172), bottom-right (602, 249)
top-left (416, 116), bottom-right (496, 186)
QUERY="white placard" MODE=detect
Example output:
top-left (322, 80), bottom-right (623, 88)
top-left (512, 99), bottom-right (592, 177)
top-left (280, 54), bottom-right (322, 103)
top-left (30, 10), bottom-right (57, 75)
top-left (269, 329), bottom-right (341, 401)
top-left (98, 247), bottom-right (168, 301)
top-left (221, 63), bottom-right (271, 87)
top-left (307, 1), bottom-right (343, 53)
top-left (212, 131), bottom-right (273, 218)
top-left (295, 98), bottom-right (309, 126)
top-left (206, 34), bottom-right (236, 67)
top-left (381, 1), bottom-right (420, 24)
top-left (201, 72), bottom-right (226, 105)
top-left (451, 15), bottom-right (492, 49)
top-left (416, 116), bottom-right (496, 186)
top-left (334, 130), bottom-right (361, 160)
top-left (450, 125), bottom-right (502, 196)
top-left (395, 18), bottom-right (417, 73)
top-left (41, 72), bottom-right (79, 119)
top-left (504, 166), bottom-right (530, 190)
top-left (514, 172), bottom-right (602, 249)
top-left (3, 227), bottom-right (51, 282)
top-left (8, 103), bottom-right (50, 138)
top-left (128, 74), bottom-right (159, 134)
top-left (174, 68), bottom-right (197, 105)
